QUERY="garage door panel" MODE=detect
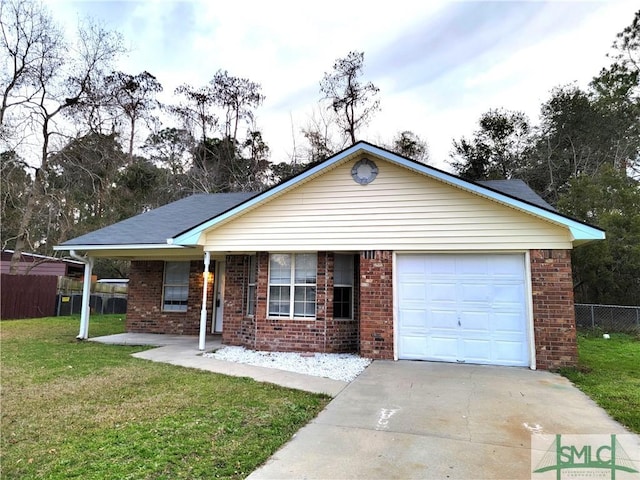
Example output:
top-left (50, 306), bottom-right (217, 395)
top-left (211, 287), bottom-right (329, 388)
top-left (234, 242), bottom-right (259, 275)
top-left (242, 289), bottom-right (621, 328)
top-left (460, 282), bottom-right (492, 302)
top-left (430, 336), bottom-right (458, 361)
top-left (492, 283), bottom-right (525, 304)
top-left (494, 340), bottom-right (527, 365)
top-left (429, 309), bottom-right (458, 330)
top-left (430, 282), bottom-right (457, 302)
top-left (490, 255), bottom-right (524, 275)
top-left (401, 282), bottom-right (428, 301)
top-left (428, 256), bottom-right (457, 275)
top-left (399, 335), bottom-right (428, 358)
top-left (460, 338), bottom-right (492, 363)
top-left (492, 311), bottom-right (526, 333)
top-left (398, 257), bottom-right (427, 274)
top-left (458, 256), bottom-right (489, 275)
top-left (459, 311), bottom-right (490, 332)
top-left (398, 253), bottom-right (529, 367)
top-left (400, 308), bottom-right (428, 330)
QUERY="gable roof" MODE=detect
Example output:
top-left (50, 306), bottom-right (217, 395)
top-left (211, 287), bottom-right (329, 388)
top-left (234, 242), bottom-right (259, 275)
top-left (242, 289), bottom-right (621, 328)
top-left (171, 141), bottom-right (604, 246)
top-left (55, 142), bottom-right (604, 253)
top-left (57, 192), bottom-right (256, 248)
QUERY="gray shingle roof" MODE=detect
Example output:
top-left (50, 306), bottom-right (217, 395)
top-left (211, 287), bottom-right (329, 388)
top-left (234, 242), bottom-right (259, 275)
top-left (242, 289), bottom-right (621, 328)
top-left (60, 192), bottom-right (256, 246)
top-left (477, 179), bottom-right (555, 211)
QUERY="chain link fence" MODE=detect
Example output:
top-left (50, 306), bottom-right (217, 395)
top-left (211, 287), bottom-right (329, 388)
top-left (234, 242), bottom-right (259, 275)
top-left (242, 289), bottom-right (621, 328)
top-left (575, 304), bottom-right (640, 333)
top-left (56, 277), bottom-right (127, 316)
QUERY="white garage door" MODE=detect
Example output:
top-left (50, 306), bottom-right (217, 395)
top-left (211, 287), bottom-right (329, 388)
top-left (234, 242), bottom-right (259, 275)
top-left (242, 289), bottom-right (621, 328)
top-left (397, 254), bottom-right (529, 366)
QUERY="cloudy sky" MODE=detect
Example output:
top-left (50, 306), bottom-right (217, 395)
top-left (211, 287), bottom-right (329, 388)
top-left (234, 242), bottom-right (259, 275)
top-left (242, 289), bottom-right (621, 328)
top-left (45, 0), bottom-right (637, 170)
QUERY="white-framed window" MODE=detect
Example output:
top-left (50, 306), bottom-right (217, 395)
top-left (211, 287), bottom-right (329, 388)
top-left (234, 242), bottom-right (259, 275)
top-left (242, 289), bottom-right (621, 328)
top-left (163, 261), bottom-right (190, 312)
top-left (333, 254), bottom-right (354, 319)
top-left (268, 253), bottom-right (316, 318)
top-left (246, 255), bottom-right (257, 316)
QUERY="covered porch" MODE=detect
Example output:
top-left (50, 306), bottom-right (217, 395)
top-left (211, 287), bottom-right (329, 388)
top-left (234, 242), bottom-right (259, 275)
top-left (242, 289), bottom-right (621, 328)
top-left (53, 245), bottom-right (225, 352)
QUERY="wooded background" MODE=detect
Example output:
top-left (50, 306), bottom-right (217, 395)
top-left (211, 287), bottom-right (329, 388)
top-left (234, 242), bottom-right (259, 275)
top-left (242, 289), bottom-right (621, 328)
top-left (1, 1), bottom-right (638, 305)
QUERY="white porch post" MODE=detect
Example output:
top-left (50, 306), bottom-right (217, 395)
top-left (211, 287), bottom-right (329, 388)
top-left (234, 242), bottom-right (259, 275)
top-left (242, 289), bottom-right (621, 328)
top-left (199, 251), bottom-right (211, 351)
top-left (70, 250), bottom-right (94, 339)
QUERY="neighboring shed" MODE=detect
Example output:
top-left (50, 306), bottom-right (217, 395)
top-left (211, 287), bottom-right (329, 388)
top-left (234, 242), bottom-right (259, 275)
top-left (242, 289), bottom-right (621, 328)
top-left (1, 250), bottom-right (84, 277)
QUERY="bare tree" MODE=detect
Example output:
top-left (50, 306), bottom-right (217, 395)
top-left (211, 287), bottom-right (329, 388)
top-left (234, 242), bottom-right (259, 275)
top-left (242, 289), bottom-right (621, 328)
top-left (320, 51), bottom-right (380, 145)
top-left (1, 0), bottom-right (124, 273)
top-left (101, 71), bottom-right (163, 162)
top-left (0, 0), bottom-right (64, 131)
top-left (300, 106), bottom-right (338, 165)
top-left (170, 73), bottom-right (268, 194)
top-left (210, 69), bottom-right (264, 143)
top-left (171, 83), bottom-right (218, 144)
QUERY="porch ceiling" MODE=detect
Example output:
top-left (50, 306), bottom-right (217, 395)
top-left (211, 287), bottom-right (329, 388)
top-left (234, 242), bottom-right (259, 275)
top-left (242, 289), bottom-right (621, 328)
top-left (53, 245), bottom-right (204, 260)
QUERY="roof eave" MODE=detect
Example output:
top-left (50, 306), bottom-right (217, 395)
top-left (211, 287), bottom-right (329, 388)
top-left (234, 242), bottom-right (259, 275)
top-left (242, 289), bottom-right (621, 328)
top-left (53, 244), bottom-right (192, 251)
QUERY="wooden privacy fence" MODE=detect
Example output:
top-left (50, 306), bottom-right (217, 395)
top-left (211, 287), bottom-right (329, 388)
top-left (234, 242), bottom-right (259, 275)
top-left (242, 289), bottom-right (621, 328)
top-left (1, 274), bottom-right (58, 319)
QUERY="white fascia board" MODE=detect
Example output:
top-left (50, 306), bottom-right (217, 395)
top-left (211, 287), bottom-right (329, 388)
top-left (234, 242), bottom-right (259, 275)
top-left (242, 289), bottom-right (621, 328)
top-left (53, 244), bottom-right (190, 251)
top-left (171, 144), bottom-right (364, 246)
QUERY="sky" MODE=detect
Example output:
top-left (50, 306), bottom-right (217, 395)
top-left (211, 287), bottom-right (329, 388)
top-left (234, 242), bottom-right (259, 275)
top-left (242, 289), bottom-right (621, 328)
top-left (45, 0), bottom-right (638, 171)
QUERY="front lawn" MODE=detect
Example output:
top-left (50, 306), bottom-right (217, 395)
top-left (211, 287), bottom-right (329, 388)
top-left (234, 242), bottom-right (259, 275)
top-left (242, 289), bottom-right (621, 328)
top-left (559, 332), bottom-right (640, 433)
top-left (1, 315), bottom-right (330, 479)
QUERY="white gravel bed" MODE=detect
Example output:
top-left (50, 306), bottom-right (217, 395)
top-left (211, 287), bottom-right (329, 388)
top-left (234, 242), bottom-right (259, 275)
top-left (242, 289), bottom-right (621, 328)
top-left (204, 346), bottom-right (371, 382)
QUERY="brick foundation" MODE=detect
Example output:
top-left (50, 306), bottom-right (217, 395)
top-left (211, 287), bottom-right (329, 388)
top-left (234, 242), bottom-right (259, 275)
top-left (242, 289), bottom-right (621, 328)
top-left (530, 249), bottom-right (577, 369)
top-left (126, 259), bottom-right (212, 335)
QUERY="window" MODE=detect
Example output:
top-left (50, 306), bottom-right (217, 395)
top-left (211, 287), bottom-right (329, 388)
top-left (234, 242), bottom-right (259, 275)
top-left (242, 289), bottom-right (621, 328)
top-left (163, 261), bottom-right (190, 312)
top-left (333, 254), bottom-right (354, 319)
top-left (246, 255), bottom-right (257, 316)
top-left (268, 253), bottom-right (316, 318)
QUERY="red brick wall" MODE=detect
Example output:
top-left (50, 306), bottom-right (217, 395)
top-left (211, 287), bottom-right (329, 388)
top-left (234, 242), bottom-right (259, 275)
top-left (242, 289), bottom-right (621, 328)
top-left (221, 255), bottom-right (255, 348)
top-left (126, 250), bottom-right (577, 369)
top-left (359, 251), bottom-right (394, 359)
top-left (530, 249), bottom-right (577, 369)
top-left (127, 259), bottom-right (212, 335)
top-left (223, 252), bottom-right (358, 354)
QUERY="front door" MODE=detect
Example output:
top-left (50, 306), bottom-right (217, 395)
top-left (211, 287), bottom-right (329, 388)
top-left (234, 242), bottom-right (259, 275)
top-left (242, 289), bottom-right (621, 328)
top-left (212, 260), bottom-right (225, 333)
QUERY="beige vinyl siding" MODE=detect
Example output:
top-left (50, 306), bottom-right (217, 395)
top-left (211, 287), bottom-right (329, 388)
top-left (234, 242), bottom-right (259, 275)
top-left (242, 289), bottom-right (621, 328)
top-left (202, 156), bottom-right (573, 251)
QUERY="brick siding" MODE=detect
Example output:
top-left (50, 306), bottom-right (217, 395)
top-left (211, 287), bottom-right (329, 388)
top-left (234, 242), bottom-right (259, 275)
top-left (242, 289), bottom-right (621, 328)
top-left (359, 250), bottom-right (394, 359)
top-left (530, 249), bottom-right (577, 369)
top-left (221, 254), bottom-right (255, 347)
top-left (223, 252), bottom-right (359, 354)
top-left (127, 259), bottom-right (212, 335)
top-left (126, 250), bottom-right (577, 370)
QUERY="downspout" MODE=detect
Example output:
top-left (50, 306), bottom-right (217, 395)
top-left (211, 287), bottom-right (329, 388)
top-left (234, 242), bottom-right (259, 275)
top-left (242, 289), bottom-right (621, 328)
top-left (199, 251), bottom-right (211, 351)
top-left (69, 250), bottom-right (94, 339)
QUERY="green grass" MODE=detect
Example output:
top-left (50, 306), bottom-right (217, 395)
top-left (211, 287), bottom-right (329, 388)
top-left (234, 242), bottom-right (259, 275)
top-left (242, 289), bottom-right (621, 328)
top-left (1, 316), bottom-right (330, 479)
top-left (559, 332), bottom-right (640, 434)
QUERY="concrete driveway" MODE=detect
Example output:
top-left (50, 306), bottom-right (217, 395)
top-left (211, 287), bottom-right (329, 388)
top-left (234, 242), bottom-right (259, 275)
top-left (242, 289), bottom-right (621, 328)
top-left (249, 360), bottom-right (638, 479)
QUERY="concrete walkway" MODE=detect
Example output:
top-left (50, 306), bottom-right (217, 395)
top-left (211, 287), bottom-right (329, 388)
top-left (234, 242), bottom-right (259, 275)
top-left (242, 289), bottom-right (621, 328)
top-left (90, 334), bottom-right (639, 478)
top-left (89, 333), bottom-right (347, 396)
top-left (248, 360), bottom-right (640, 479)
